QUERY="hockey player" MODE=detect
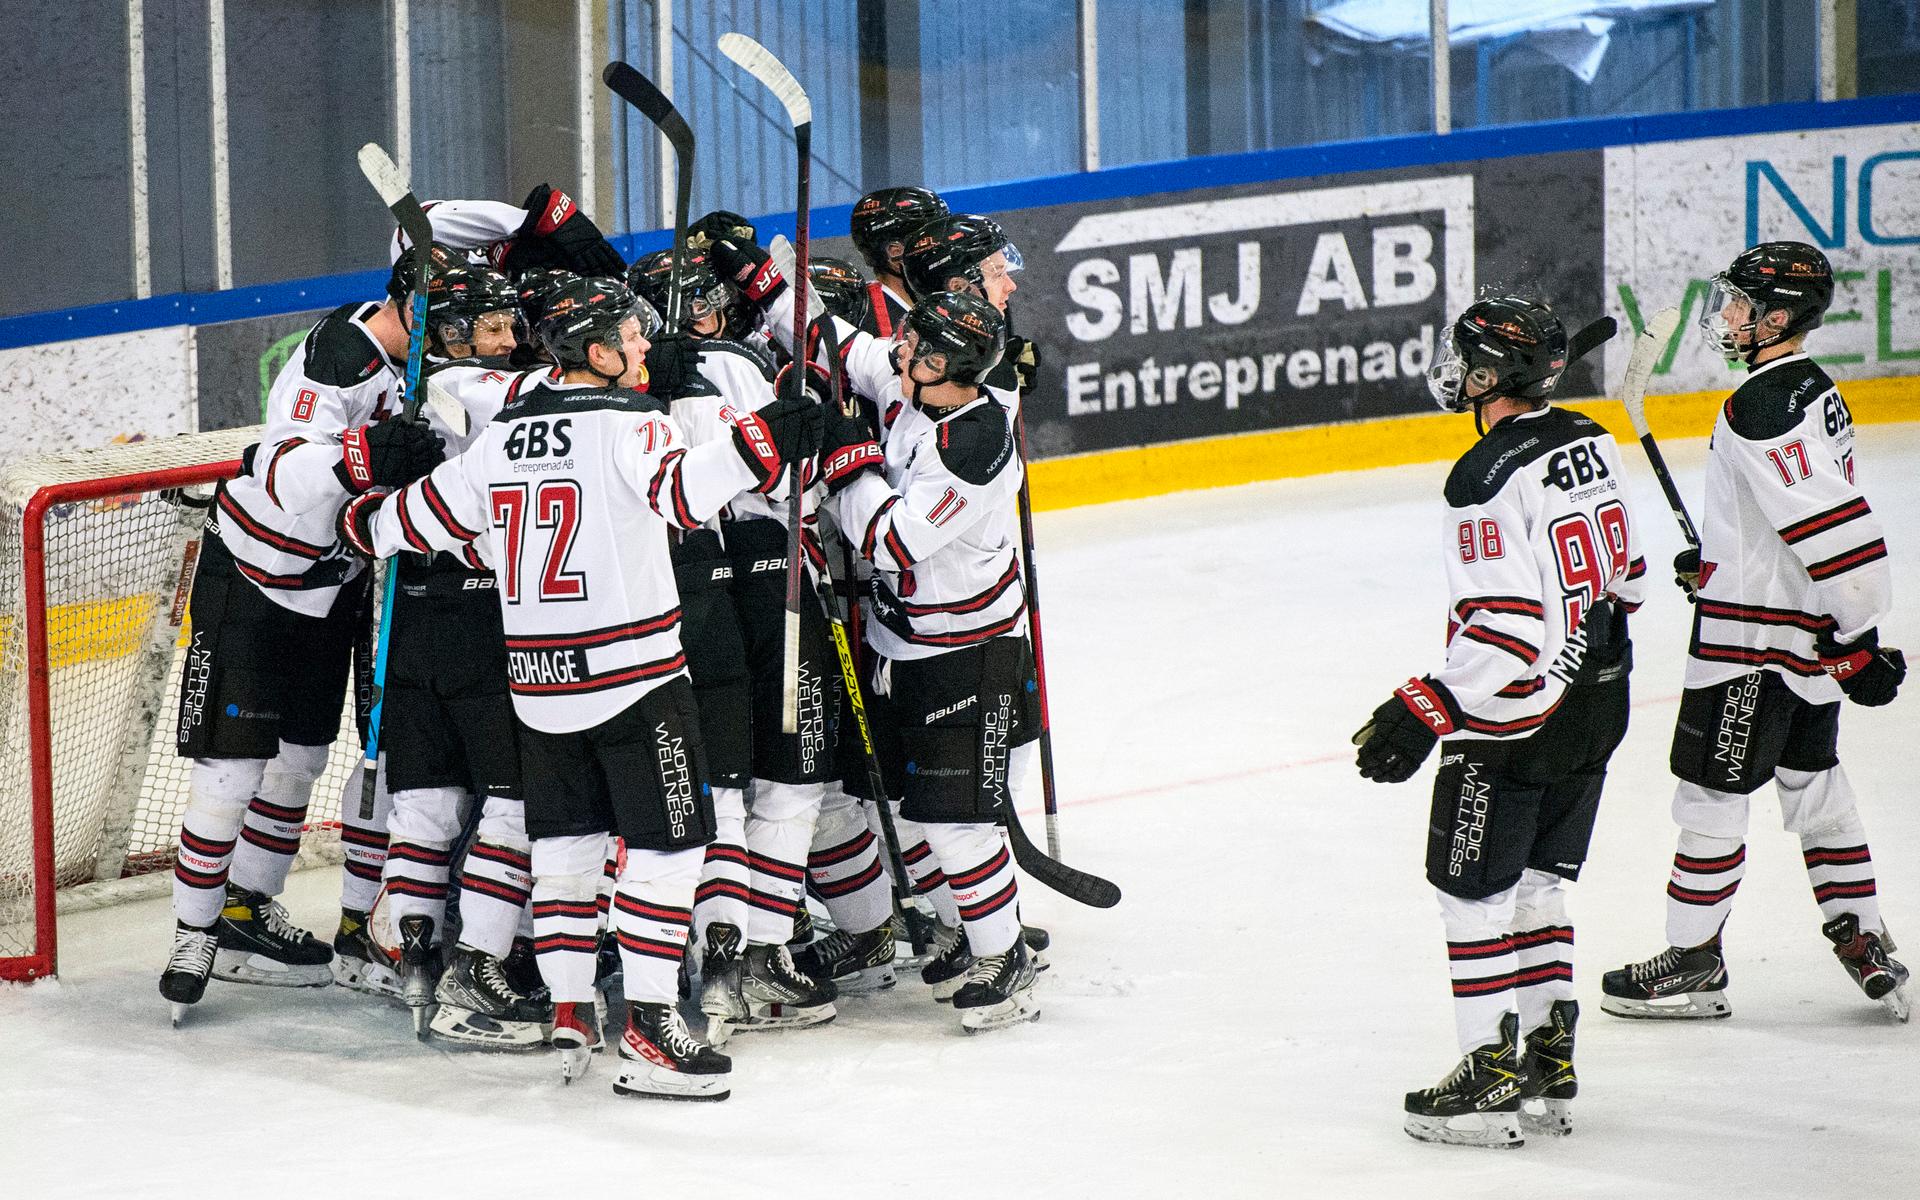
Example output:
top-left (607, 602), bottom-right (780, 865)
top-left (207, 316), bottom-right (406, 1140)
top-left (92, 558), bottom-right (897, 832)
top-left (337, 276), bottom-right (822, 1099)
top-left (715, 234), bottom-right (1044, 1032)
top-left (390, 184), bottom-right (624, 278)
top-left (159, 258), bottom-right (445, 1021)
top-left (1353, 297), bottom-right (1647, 1147)
top-left (848, 185), bottom-right (948, 336)
top-left (1601, 242), bottom-right (1910, 1023)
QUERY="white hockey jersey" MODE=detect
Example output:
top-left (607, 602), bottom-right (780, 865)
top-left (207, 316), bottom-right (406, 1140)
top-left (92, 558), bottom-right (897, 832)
top-left (390, 199), bottom-right (527, 266)
top-left (1434, 406), bottom-right (1649, 739)
top-left (362, 374), bottom-right (760, 733)
top-left (218, 302), bottom-right (400, 616)
top-left (1686, 353), bottom-right (1890, 702)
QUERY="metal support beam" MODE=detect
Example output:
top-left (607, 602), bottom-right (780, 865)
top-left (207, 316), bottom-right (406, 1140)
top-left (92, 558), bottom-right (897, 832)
top-left (654, 0), bottom-right (673, 228)
top-left (1819, 0), bottom-right (1836, 101)
top-left (127, 0), bottom-right (151, 298)
top-left (1431, 0), bottom-right (1451, 134)
top-left (576, 0), bottom-right (597, 217)
top-left (209, 0), bottom-right (233, 289)
top-left (392, 0), bottom-right (413, 183)
top-left (1079, 0), bottom-right (1099, 172)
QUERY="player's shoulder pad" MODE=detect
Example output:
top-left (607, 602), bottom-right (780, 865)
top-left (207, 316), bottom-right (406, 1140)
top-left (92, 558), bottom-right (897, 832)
top-left (1724, 357), bottom-right (1829, 441)
top-left (302, 303), bottom-right (390, 387)
top-left (1444, 407), bottom-right (1593, 508)
top-left (934, 399), bottom-right (1015, 487)
top-left (697, 336), bottom-right (776, 380)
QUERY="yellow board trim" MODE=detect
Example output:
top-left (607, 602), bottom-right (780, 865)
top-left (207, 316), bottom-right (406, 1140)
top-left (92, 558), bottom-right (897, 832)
top-left (1028, 376), bottom-right (1920, 513)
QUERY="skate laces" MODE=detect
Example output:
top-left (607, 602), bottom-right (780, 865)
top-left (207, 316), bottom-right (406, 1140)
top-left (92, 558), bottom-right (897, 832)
top-left (654, 1006), bottom-right (704, 1057)
top-left (1628, 946), bottom-right (1686, 983)
top-left (166, 927), bottom-right (216, 973)
top-left (260, 899), bottom-right (309, 945)
top-left (964, 948), bottom-right (1011, 985)
top-left (476, 952), bottom-right (517, 999)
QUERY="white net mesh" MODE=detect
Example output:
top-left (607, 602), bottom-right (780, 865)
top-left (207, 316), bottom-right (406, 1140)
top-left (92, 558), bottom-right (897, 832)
top-left (0, 431), bottom-right (366, 971)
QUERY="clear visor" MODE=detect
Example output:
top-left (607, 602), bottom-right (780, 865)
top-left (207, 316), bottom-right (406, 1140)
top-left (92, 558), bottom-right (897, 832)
top-left (1426, 341), bottom-right (1468, 412)
top-left (686, 280), bottom-right (737, 324)
top-left (980, 243), bottom-right (1024, 283)
top-left (1699, 273), bottom-right (1754, 360)
top-left (628, 295), bottom-right (664, 340)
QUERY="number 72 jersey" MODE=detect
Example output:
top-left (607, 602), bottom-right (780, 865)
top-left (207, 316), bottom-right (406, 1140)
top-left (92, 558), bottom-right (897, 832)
top-left (1435, 406), bottom-right (1649, 740)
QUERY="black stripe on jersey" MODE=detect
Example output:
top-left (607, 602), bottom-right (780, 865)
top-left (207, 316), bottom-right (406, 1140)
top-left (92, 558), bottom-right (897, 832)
top-left (1696, 599), bottom-right (1836, 634)
top-left (262, 439), bottom-right (306, 507)
top-left (420, 476), bottom-right (481, 541)
top-left (508, 651), bottom-right (687, 696)
top-left (862, 495), bottom-right (903, 562)
top-left (903, 557), bottom-right (1020, 617)
top-left (459, 544), bottom-right (487, 571)
top-left (393, 491), bottom-right (432, 553)
top-left (1453, 596), bottom-right (1545, 622)
top-left (647, 449), bottom-right (698, 530)
top-left (232, 559), bottom-right (317, 590)
top-left (1462, 692), bottom-right (1565, 736)
top-left (1806, 539), bottom-right (1888, 581)
top-left (1627, 556), bottom-right (1647, 580)
top-left (1690, 639), bottom-right (1824, 676)
top-left (1458, 623), bottom-right (1541, 665)
top-left (1780, 497), bottom-right (1871, 545)
top-left (1496, 676), bottom-right (1546, 699)
top-left (504, 608), bottom-right (681, 650)
top-left (217, 490), bottom-right (329, 559)
top-left (907, 604), bottom-right (1027, 648)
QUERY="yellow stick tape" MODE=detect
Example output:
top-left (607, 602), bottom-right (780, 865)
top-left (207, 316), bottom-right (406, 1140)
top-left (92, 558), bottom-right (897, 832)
top-left (1028, 376), bottom-right (1920, 513)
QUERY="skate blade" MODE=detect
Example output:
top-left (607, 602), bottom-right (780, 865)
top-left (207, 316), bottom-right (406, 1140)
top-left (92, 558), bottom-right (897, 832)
top-left (556, 1043), bottom-right (598, 1084)
top-left (612, 1063), bottom-right (731, 1102)
top-left (1520, 1098), bottom-right (1573, 1137)
top-left (830, 964), bottom-right (897, 994)
top-left (928, 974), bottom-right (968, 1003)
top-left (731, 1001), bottom-right (837, 1033)
top-left (429, 1006), bottom-right (548, 1049)
top-left (959, 992), bottom-right (1041, 1034)
top-left (212, 949), bottom-right (334, 988)
top-left (1403, 1111), bottom-right (1524, 1148)
top-left (330, 955), bottom-right (402, 999)
top-left (705, 1016), bottom-right (734, 1049)
top-left (1599, 991), bottom-right (1731, 1020)
top-left (410, 1002), bottom-right (436, 1042)
top-left (1879, 982), bottom-right (1911, 1023)
top-left (169, 1002), bottom-right (192, 1027)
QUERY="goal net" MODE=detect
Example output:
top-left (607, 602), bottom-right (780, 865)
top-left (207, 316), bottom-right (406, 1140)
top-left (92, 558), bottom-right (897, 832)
top-left (0, 430), bottom-right (365, 981)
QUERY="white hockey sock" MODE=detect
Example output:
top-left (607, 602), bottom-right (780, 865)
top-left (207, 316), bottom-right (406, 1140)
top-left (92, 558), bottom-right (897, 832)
top-left (172, 758), bottom-right (265, 928)
top-left (809, 787), bottom-right (892, 935)
top-left (926, 822), bottom-right (1020, 957)
top-left (455, 796), bottom-right (532, 959)
top-left (229, 741), bottom-right (328, 896)
top-left (745, 779), bottom-right (824, 945)
top-left (596, 839), bottom-right (621, 934)
top-left (1665, 830), bottom-right (1746, 948)
top-left (531, 834), bottom-right (607, 1005)
top-left (693, 786), bottom-right (750, 952)
top-left (1439, 887), bottom-right (1520, 1054)
top-left (899, 811), bottom-right (962, 926)
top-left (382, 786), bottom-right (468, 940)
top-left (1510, 869), bottom-right (1574, 1034)
top-left (337, 756), bottom-right (391, 916)
top-left (1797, 814), bottom-right (1882, 935)
top-left (612, 845), bottom-right (702, 1005)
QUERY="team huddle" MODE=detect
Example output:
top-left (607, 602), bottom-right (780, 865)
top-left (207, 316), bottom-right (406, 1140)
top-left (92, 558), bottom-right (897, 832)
top-left (157, 180), bottom-right (1055, 1101)
top-left (1353, 241), bottom-right (1910, 1148)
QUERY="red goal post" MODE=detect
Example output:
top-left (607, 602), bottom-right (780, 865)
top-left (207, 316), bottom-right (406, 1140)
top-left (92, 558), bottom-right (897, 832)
top-left (0, 430), bottom-right (362, 981)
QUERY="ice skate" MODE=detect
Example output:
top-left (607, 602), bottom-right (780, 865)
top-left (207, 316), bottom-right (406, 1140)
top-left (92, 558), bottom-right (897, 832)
top-left (1823, 915), bottom-right (1912, 1023)
top-left (551, 999), bottom-right (603, 1084)
top-left (429, 944), bottom-right (552, 1048)
top-left (697, 923), bottom-right (747, 1048)
top-left (787, 904), bottom-right (815, 947)
top-left (396, 914), bottom-right (438, 1040)
top-left (329, 907), bottom-right (401, 998)
top-left (731, 943), bottom-right (838, 1033)
top-left (792, 916), bottom-right (898, 993)
top-left (1022, 922), bottom-right (1052, 972)
top-left (159, 920), bottom-right (218, 1026)
top-left (921, 922), bottom-right (972, 1002)
top-left (1521, 1000), bottom-right (1578, 1136)
top-left (1404, 1012), bottom-right (1526, 1149)
top-left (211, 885), bottom-right (333, 987)
top-left (951, 937), bottom-right (1040, 1033)
top-left (613, 1001), bottom-right (731, 1102)
top-left (502, 936), bottom-right (546, 1001)
top-left (895, 900), bottom-right (947, 969)
top-left (1600, 942), bottom-right (1731, 1019)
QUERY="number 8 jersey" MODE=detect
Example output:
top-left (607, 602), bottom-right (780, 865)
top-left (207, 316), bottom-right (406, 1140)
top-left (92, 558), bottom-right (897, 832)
top-left (1436, 406), bottom-right (1649, 740)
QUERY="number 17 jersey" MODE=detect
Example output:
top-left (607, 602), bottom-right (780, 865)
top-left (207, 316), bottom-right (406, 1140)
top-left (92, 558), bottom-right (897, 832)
top-left (1435, 406), bottom-right (1649, 740)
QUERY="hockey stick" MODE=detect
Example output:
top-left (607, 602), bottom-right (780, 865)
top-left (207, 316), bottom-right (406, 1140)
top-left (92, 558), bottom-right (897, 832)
top-left (355, 143), bottom-right (435, 830)
top-left (1009, 412), bottom-right (1064, 860)
top-left (601, 61), bottom-right (695, 326)
top-left (1567, 315), bottom-right (1617, 367)
top-left (767, 235), bottom-right (825, 322)
top-left (804, 315), bottom-right (926, 955)
top-left (1617, 307), bottom-right (1699, 547)
top-left (718, 32), bottom-right (812, 736)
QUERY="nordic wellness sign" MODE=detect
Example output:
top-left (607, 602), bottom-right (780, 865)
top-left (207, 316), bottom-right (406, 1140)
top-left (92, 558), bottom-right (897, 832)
top-left (1603, 122), bottom-right (1920, 395)
top-left (1003, 155), bottom-right (1604, 458)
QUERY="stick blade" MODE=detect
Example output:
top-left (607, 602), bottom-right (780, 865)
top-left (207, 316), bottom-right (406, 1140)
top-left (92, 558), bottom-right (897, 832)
top-left (768, 236), bottom-right (825, 322)
top-left (1619, 306), bottom-right (1681, 435)
top-left (1568, 315), bottom-right (1617, 364)
top-left (602, 60), bottom-right (694, 147)
top-left (717, 33), bottom-right (812, 126)
top-left (423, 377), bottom-right (469, 439)
top-left (357, 142), bottom-right (408, 207)
top-left (1005, 806), bottom-right (1120, 909)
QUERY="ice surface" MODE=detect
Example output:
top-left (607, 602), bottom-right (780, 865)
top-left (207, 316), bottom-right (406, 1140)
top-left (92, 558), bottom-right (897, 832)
top-left (6, 424), bottom-right (1919, 1198)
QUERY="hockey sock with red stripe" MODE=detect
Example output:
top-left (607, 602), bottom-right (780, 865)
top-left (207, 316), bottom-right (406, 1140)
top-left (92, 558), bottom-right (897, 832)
top-left (898, 811), bottom-right (962, 926)
top-left (692, 786), bottom-right (751, 952)
top-left (1665, 830), bottom-right (1746, 948)
top-left (744, 779), bottom-right (824, 945)
top-left (530, 833), bottom-right (607, 1004)
top-left (460, 838), bottom-right (533, 959)
top-left (1439, 888), bottom-right (1520, 1053)
top-left (612, 845), bottom-right (701, 1005)
top-left (809, 787), bottom-right (893, 935)
top-left (337, 759), bottom-right (391, 916)
top-left (1511, 869), bottom-right (1574, 1033)
top-left (1799, 823), bottom-right (1882, 934)
top-left (228, 742), bottom-right (326, 896)
top-left (926, 822), bottom-right (1020, 956)
top-left (172, 758), bottom-right (266, 928)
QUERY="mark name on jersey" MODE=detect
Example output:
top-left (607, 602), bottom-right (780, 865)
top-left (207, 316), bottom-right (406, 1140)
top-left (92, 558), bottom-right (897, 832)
top-left (508, 646), bottom-right (584, 686)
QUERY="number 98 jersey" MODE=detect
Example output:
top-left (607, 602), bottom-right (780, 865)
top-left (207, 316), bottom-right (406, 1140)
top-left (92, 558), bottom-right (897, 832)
top-left (1435, 407), bottom-right (1649, 740)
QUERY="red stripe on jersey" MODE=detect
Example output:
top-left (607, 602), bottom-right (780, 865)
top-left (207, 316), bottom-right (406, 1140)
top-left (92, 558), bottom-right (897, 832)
top-left (862, 495), bottom-right (902, 561)
top-left (648, 449), bottom-right (698, 530)
top-left (393, 490), bottom-right (432, 553)
top-left (1696, 600), bottom-right (1836, 633)
top-left (232, 559), bottom-right (312, 590)
top-left (1806, 539), bottom-right (1888, 581)
top-left (420, 476), bottom-right (481, 541)
top-left (505, 608), bottom-right (681, 650)
top-left (508, 652), bottom-right (687, 696)
top-left (1453, 595), bottom-right (1545, 622)
top-left (1446, 936), bottom-right (1515, 960)
top-left (1690, 640), bottom-right (1824, 676)
top-left (868, 283), bottom-right (895, 338)
top-left (1462, 692), bottom-right (1565, 736)
top-left (262, 439), bottom-right (306, 507)
top-left (532, 899), bottom-right (600, 919)
top-left (1780, 497), bottom-right (1871, 544)
top-left (902, 557), bottom-right (1020, 617)
top-left (1627, 556), bottom-right (1647, 580)
top-left (1496, 676), bottom-right (1546, 699)
top-left (906, 605), bottom-right (1026, 648)
top-left (218, 490), bottom-right (328, 559)
top-left (1458, 623), bottom-right (1541, 665)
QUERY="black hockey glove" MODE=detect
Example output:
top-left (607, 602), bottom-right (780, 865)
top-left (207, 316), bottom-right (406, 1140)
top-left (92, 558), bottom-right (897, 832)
top-left (1815, 628), bottom-right (1906, 707)
top-left (334, 418), bottom-right (444, 493)
top-left (335, 490), bottom-right (386, 558)
top-left (641, 332), bottom-right (702, 400)
top-left (1673, 547), bottom-right (1702, 601)
top-left (820, 401), bottom-right (883, 494)
top-left (502, 184), bottom-right (625, 278)
top-left (687, 209), bottom-right (757, 249)
top-left (731, 392), bottom-right (823, 494)
top-left (1006, 334), bottom-right (1042, 394)
top-left (1353, 676), bottom-right (1459, 784)
top-left (709, 238), bottom-right (786, 306)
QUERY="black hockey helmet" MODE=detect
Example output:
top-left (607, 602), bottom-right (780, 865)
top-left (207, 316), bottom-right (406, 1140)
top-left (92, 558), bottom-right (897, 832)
top-left (687, 209), bottom-right (758, 251)
top-left (424, 263), bottom-right (522, 355)
top-left (386, 242), bottom-right (465, 308)
top-left (809, 256), bottom-right (873, 330)
top-left (1428, 296), bottom-right (1568, 413)
top-left (899, 290), bottom-right (1006, 390)
top-left (626, 248), bottom-right (744, 338)
top-left (536, 276), bottom-right (661, 375)
top-left (850, 186), bottom-right (948, 276)
top-left (1701, 241), bottom-right (1834, 363)
top-left (515, 267), bottom-right (584, 329)
top-left (901, 214), bottom-right (1023, 304)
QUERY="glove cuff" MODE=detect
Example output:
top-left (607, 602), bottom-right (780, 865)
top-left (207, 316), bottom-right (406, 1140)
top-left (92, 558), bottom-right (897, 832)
top-left (1394, 676), bottom-right (1458, 737)
top-left (731, 411), bottom-right (783, 491)
top-left (338, 491), bottom-right (384, 557)
top-left (336, 426), bottom-right (374, 493)
top-left (526, 185), bottom-right (578, 236)
top-left (739, 258), bottom-right (785, 304)
top-left (822, 442), bottom-right (883, 492)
